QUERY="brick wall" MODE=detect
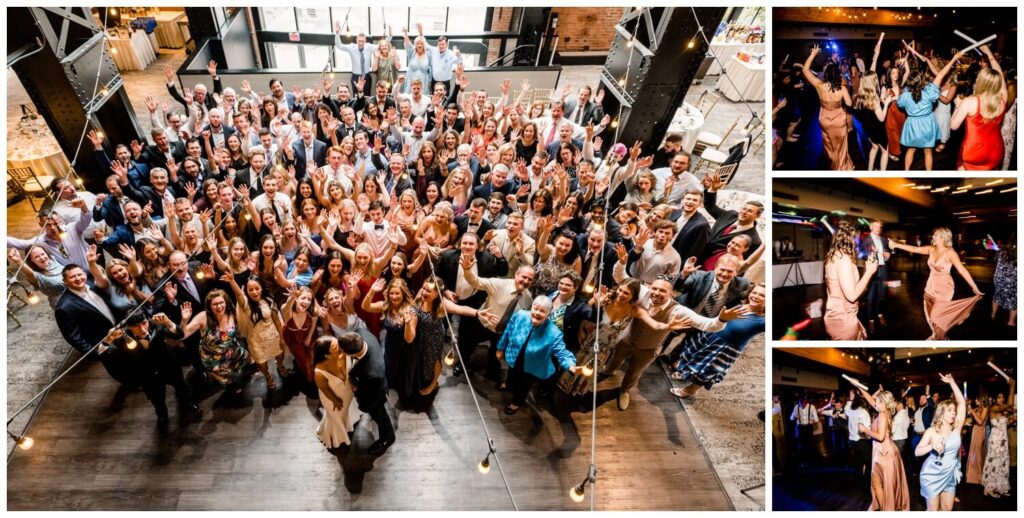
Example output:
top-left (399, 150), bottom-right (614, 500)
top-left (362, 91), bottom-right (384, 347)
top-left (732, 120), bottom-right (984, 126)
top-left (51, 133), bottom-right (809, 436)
top-left (552, 7), bottom-right (626, 52)
top-left (486, 7), bottom-right (515, 64)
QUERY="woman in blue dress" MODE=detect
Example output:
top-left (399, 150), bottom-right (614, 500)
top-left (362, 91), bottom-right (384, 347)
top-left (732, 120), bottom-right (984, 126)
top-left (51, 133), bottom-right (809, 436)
top-left (669, 284), bottom-right (765, 399)
top-left (401, 30), bottom-right (431, 95)
top-left (916, 373), bottom-right (966, 511)
top-left (897, 45), bottom-right (968, 170)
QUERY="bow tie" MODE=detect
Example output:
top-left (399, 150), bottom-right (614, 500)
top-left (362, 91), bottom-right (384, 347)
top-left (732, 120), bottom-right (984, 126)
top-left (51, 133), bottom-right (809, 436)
top-left (374, 224), bottom-right (385, 231)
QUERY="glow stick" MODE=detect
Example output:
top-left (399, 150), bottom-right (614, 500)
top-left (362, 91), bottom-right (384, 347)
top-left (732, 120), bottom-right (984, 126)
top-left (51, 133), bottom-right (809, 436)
top-left (842, 374), bottom-right (868, 391)
top-left (988, 361), bottom-right (1011, 381)
top-left (953, 32), bottom-right (997, 56)
top-left (954, 30), bottom-right (987, 56)
top-left (821, 215), bottom-right (834, 235)
top-left (963, 381), bottom-right (967, 399)
top-left (902, 386), bottom-right (912, 397)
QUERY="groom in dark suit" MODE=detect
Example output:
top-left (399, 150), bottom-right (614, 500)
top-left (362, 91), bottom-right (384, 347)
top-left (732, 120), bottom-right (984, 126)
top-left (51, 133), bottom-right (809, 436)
top-left (861, 219), bottom-right (892, 333)
top-left (338, 330), bottom-right (395, 455)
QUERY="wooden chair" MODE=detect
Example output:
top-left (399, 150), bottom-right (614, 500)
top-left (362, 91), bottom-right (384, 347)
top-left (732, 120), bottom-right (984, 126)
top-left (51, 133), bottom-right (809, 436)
top-left (694, 90), bottom-right (721, 119)
top-left (695, 134), bottom-right (752, 174)
top-left (532, 88), bottom-right (554, 104)
top-left (7, 167), bottom-right (55, 211)
top-left (715, 163), bottom-right (740, 186)
top-left (6, 280), bottom-right (34, 329)
top-left (692, 115), bottom-right (739, 157)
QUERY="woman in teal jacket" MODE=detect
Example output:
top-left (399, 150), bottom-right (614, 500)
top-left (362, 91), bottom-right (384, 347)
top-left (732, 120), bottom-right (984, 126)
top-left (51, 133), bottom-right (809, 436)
top-left (496, 295), bottom-right (582, 415)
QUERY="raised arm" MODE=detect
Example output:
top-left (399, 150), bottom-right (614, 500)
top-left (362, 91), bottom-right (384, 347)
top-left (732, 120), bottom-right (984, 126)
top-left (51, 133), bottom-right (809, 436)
top-left (801, 45), bottom-right (823, 89)
top-left (870, 33), bottom-right (883, 72)
top-left (939, 373), bottom-right (966, 431)
top-left (980, 45), bottom-right (1008, 100)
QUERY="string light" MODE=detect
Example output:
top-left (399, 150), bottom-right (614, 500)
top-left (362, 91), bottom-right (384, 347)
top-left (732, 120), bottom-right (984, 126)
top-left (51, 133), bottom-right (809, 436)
top-left (195, 270), bottom-right (205, 280)
top-left (626, 38), bottom-right (633, 48)
top-left (125, 336), bottom-right (138, 350)
top-left (27, 292), bottom-right (41, 305)
top-left (583, 283), bottom-right (594, 295)
top-left (8, 432), bottom-right (34, 450)
top-left (569, 466), bottom-right (597, 504)
top-left (687, 39), bottom-right (696, 49)
top-left (444, 348), bottom-right (457, 366)
top-left (58, 231), bottom-right (68, 240)
top-left (109, 46), bottom-right (118, 55)
top-left (99, 87), bottom-right (109, 97)
top-left (95, 130), bottom-right (104, 140)
top-left (478, 439), bottom-right (495, 474)
top-left (580, 365), bottom-right (594, 377)
top-left (610, 118), bottom-right (618, 128)
top-left (74, 177), bottom-right (84, 187)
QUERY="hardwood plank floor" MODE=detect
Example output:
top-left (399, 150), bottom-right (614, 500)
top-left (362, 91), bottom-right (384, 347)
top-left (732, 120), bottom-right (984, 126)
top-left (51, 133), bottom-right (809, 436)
top-left (7, 353), bottom-right (732, 511)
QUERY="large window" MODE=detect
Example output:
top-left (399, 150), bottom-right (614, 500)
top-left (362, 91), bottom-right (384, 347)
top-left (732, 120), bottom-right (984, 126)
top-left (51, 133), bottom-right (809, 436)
top-left (262, 6), bottom-right (296, 32)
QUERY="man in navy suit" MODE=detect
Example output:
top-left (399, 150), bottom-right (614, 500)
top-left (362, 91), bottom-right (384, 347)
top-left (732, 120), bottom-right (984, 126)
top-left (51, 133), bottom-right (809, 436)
top-left (671, 188), bottom-right (712, 264)
top-left (286, 121), bottom-right (327, 181)
top-left (199, 108), bottom-right (236, 159)
top-left (861, 219), bottom-right (892, 333)
top-left (576, 227), bottom-right (619, 290)
top-left (54, 264), bottom-right (132, 385)
top-left (563, 85), bottom-right (605, 127)
top-left (137, 127), bottom-right (186, 173)
top-left (336, 332), bottom-right (395, 455)
top-left (544, 121), bottom-right (584, 160)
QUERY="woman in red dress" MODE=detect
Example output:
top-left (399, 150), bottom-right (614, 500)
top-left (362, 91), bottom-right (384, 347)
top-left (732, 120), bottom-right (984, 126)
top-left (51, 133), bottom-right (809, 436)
top-left (282, 286), bottom-right (319, 385)
top-left (884, 59), bottom-right (909, 160)
top-left (952, 46), bottom-right (1008, 170)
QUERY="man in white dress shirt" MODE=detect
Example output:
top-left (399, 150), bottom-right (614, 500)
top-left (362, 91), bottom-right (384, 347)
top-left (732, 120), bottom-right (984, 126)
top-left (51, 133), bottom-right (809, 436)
top-left (863, 219), bottom-right (892, 334)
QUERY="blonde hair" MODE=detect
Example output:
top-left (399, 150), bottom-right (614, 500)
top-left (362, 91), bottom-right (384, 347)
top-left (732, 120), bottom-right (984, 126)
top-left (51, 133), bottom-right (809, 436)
top-left (933, 227), bottom-right (953, 247)
top-left (974, 68), bottom-right (1005, 121)
top-left (931, 399), bottom-right (957, 435)
top-left (874, 390), bottom-right (897, 417)
top-left (854, 72), bottom-right (881, 111)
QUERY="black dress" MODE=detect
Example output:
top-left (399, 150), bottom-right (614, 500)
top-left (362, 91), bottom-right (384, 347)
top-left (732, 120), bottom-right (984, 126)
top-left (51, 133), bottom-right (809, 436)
top-left (382, 313), bottom-right (419, 401)
top-left (854, 107), bottom-right (887, 148)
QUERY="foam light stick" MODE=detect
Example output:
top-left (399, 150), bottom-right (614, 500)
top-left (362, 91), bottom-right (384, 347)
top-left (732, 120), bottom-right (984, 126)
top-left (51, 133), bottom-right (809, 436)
top-left (953, 31), bottom-right (997, 56)
top-left (902, 386), bottom-right (912, 397)
top-left (954, 30), bottom-right (987, 56)
top-left (987, 361), bottom-right (1011, 381)
top-left (821, 215), bottom-right (834, 235)
top-left (842, 374), bottom-right (869, 391)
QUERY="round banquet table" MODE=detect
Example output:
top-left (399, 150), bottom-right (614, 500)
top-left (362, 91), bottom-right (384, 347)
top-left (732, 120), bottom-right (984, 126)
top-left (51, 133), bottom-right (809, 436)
top-left (153, 11), bottom-right (186, 49)
top-left (715, 56), bottom-right (765, 102)
top-left (706, 42), bottom-right (765, 75)
top-left (666, 102), bottom-right (705, 154)
top-left (109, 30), bottom-right (156, 72)
top-left (7, 150), bottom-right (72, 185)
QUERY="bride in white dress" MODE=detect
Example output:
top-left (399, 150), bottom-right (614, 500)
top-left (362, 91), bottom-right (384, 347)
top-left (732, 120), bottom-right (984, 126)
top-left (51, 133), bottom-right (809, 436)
top-left (313, 336), bottom-right (363, 448)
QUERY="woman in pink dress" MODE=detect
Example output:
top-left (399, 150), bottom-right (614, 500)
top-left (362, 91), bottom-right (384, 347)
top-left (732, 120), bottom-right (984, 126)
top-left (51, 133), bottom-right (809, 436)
top-left (823, 220), bottom-right (878, 340)
top-left (890, 227), bottom-right (983, 340)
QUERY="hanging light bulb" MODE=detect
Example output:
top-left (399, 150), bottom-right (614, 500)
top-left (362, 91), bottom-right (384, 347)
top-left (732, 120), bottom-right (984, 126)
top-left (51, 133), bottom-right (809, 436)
top-left (626, 38), bottom-right (633, 48)
top-left (478, 454), bottom-right (491, 474)
top-left (125, 336), bottom-right (138, 350)
top-left (95, 130), bottom-right (104, 140)
top-left (100, 87), bottom-right (109, 97)
top-left (109, 7), bottom-right (118, 16)
top-left (27, 292), bottom-right (41, 305)
top-left (687, 39), bottom-right (695, 49)
top-left (444, 348), bottom-right (457, 366)
top-left (243, 212), bottom-right (252, 220)
top-left (109, 45), bottom-right (118, 55)
top-left (9, 433), bottom-right (34, 450)
top-left (58, 230), bottom-right (68, 240)
top-left (329, 68), bottom-right (336, 80)
top-left (617, 77), bottom-right (626, 87)
top-left (610, 118), bottom-right (618, 128)
top-left (569, 482), bottom-right (587, 503)
top-left (411, 223), bottom-right (418, 231)
top-left (74, 177), bottom-right (84, 187)
top-left (195, 270), bottom-right (205, 280)
top-left (345, 24), bottom-right (353, 38)
top-left (581, 365), bottom-right (594, 377)
top-left (583, 284), bottom-right (594, 295)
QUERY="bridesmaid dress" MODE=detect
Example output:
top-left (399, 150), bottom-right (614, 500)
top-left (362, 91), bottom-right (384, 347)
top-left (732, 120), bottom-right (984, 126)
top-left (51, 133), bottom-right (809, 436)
top-left (824, 258), bottom-right (866, 340)
top-left (869, 415), bottom-right (911, 511)
top-left (897, 83), bottom-right (941, 148)
top-left (958, 97), bottom-right (1006, 170)
top-left (966, 416), bottom-right (988, 484)
top-left (818, 93), bottom-right (854, 170)
top-left (920, 431), bottom-right (962, 500)
top-left (923, 254), bottom-right (980, 340)
top-left (981, 415), bottom-right (1011, 495)
top-left (884, 89), bottom-right (907, 156)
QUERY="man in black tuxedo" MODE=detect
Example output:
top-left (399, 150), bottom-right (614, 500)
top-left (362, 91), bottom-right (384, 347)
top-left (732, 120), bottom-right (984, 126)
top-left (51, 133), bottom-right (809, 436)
top-left (577, 227), bottom-right (619, 290)
top-left (286, 121), bottom-right (327, 181)
top-left (564, 85), bottom-right (605, 127)
top-left (336, 332), bottom-right (395, 455)
top-left (699, 175), bottom-right (763, 264)
top-left (454, 199), bottom-right (495, 241)
top-left (152, 251), bottom-right (214, 374)
top-left (233, 149), bottom-right (271, 197)
top-left (138, 127), bottom-right (186, 173)
top-left (54, 264), bottom-right (132, 385)
top-left (121, 167), bottom-right (178, 220)
top-left (435, 232), bottom-right (508, 377)
top-left (672, 188), bottom-right (712, 264)
top-left (861, 219), bottom-right (892, 333)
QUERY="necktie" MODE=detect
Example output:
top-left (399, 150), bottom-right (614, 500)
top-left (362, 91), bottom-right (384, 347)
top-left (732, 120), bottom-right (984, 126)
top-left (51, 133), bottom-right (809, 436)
top-left (575, 105), bottom-right (584, 125)
top-left (546, 123), bottom-right (558, 146)
top-left (498, 290), bottom-right (524, 330)
top-left (360, 51), bottom-right (366, 76)
top-left (700, 285), bottom-right (723, 318)
top-left (183, 276), bottom-right (200, 302)
top-left (721, 224), bottom-right (736, 236)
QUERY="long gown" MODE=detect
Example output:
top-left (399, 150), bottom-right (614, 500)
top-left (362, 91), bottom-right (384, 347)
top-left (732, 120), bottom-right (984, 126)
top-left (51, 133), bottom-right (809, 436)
top-left (414, 306), bottom-right (446, 391)
top-left (923, 254), bottom-right (980, 340)
top-left (966, 416), bottom-right (988, 484)
top-left (869, 415), bottom-right (911, 511)
top-left (382, 312), bottom-right (418, 400)
top-left (558, 312), bottom-right (631, 396)
top-left (283, 313), bottom-right (317, 383)
top-left (959, 97), bottom-right (1006, 170)
top-left (673, 314), bottom-right (765, 390)
top-left (818, 94), bottom-right (854, 170)
top-left (920, 430), bottom-right (962, 500)
top-left (981, 415), bottom-right (1010, 495)
top-left (993, 250), bottom-right (1017, 310)
top-left (934, 87), bottom-right (953, 144)
top-left (884, 91), bottom-right (907, 156)
top-left (824, 258), bottom-right (866, 340)
top-left (315, 362), bottom-right (362, 448)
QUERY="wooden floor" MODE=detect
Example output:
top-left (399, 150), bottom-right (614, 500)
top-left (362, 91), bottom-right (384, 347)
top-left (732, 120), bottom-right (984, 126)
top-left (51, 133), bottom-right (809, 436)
top-left (6, 350), bottom-right (732, 511)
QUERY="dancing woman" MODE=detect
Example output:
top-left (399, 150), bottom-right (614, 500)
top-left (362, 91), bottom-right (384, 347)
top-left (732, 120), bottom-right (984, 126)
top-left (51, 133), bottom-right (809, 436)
top-left (952, 45), bottom-right (1008, 170)
top-left (890, 228), bottom-right (983, 340)
top-left (824, 220), bottom-right (878, 340)
top-left (982, 378), bottom-right (1015, 498)
top-left (898, 44), bottom-right (967, 171)
top-left (848, 379), bottom-right (910, 511)
top-left (916, 373), bottom-right (966, 511)
top-left (802, 44), bottom-right (854, 170)
top-left (852, 72), bottom-right (894, 171)
top-left (965, 396), bottom-right (989, 485)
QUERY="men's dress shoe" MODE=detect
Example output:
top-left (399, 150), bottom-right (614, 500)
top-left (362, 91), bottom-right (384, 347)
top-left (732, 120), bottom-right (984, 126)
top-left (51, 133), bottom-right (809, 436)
top-left (368, 438), bottom-right (394, 455)
top-left (452, 364), bottom-right (464, 378)
top-left (617, 391), bottom-right (630, 411)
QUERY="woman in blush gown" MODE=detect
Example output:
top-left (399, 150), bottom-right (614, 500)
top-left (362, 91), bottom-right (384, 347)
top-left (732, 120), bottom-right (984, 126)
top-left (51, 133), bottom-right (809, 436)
top-left (890, 228), bottom-right (983, 340)
top-left (312, 336), bottom-right (362, 449)
top-left (982, 380), bottom-right (1015, 498)
top-left (848, 380), bottom-right (910, 511)
top-left (802, 45), bottom-right (854, 170)
top-left (965, 396), bottom-right (989, 485)
top-left (823, 220), bottom-right (878, 340)
top-left (952, 46), bottom-right (1008, 171)
top-left (916, 373), bottom-right (966, 511)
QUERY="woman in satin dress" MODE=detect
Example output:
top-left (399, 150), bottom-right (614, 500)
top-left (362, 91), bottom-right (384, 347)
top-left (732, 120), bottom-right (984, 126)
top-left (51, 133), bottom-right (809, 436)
top-left (802, 44), bottom-right (854, 170)
top-left (890, 228), bottom-right (983, 340)
top-left (916, 373), bottom-right (966, 511)
top-left (848, 379), bottom-right (910, 511)
top-left (824, 220), bottom-right (878, 340)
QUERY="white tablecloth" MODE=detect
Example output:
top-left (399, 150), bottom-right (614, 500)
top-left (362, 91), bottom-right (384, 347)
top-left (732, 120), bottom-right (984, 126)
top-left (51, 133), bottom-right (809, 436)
top-left (7, 151), bottom-right (72, 183)
top-left (109, 30), bottom-right (156, 72)
top-left (716, 56), bottom-right (765, 102)
top-left (772, 261), bottom-right (824, 289)
top-left (153, 11), bottom-right (186, 49)
top-left (706, 42), bottom-right (765, 75)
top-left (666, 102), bottom-right (705, 154)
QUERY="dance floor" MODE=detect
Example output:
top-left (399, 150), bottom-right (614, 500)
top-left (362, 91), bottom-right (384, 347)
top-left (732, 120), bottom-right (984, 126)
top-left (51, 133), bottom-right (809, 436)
top-left (774, 91), bottom-right (1009, 171)
top-left (773, 464), bottom-right (1018, 511)
top-left (5, 347), bottom-right (732, 511)
top-left (771, 258), bottom-right (1015, 341)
